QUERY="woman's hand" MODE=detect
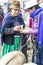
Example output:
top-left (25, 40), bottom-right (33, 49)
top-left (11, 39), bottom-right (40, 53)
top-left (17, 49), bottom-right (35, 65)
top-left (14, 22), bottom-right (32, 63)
top-left (20, 29), bottom-right (28, 34)
top-left (14, 26), bottom-right (21, 31)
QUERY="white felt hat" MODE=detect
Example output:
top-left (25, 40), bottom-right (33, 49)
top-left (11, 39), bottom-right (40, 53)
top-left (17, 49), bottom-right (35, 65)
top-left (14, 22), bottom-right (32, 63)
top-left (24, 0), bottom-right (38, 10)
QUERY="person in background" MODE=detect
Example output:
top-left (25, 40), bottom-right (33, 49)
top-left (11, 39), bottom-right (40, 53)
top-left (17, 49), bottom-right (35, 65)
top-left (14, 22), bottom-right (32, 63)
top-left (38, 0), bottom-right (43, 3)
top-left (0, 5), bottom-right (4, 33)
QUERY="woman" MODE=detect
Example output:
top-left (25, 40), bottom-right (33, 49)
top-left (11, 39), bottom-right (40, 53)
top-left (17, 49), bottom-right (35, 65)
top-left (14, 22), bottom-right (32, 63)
top-left (23, 0), bottom-right (43, 64)
top-left (1, 0), bottom-right (25, 57)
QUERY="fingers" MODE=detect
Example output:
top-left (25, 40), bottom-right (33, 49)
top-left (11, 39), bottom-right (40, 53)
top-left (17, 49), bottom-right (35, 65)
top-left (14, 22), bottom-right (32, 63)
top-left (20, 29), bottom-right (28, 34)
top-left (14, 26), bottom-right (21, 31)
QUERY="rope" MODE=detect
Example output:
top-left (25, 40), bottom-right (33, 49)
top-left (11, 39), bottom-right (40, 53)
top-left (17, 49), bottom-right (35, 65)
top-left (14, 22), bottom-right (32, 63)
top-left (19, 38), bottom-right (29, 51)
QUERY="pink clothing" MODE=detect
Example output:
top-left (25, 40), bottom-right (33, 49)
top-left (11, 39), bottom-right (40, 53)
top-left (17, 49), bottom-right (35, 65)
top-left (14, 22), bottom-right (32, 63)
top-left (28, 28), bottom-right (38, 34)
top-left (29, 15), bottom-right (39, 34)
top-left (29, 17), bottom-right (33, 28)
top-left (33, 16), bottom-right (39, 29)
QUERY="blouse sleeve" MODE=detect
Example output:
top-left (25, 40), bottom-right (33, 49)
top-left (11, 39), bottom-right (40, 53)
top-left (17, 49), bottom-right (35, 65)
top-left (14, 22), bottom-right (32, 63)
top-left (28, 28), bottom-right (38, 34)
top-left (3, 27), bottom-right (14, 35)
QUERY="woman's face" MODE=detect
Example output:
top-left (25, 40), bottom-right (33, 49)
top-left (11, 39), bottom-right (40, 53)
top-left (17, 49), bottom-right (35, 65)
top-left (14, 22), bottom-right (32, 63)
top-left (11, 6), bottom-right (20, 16)
top-left (27, 7), bottom-right (35, 14)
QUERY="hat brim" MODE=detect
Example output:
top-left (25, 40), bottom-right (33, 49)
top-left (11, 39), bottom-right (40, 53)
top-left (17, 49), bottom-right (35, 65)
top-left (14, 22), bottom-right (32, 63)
top-left (23, 0), bottom-right (38, 10)
top-left (9, 4), bottom-right (20, 9)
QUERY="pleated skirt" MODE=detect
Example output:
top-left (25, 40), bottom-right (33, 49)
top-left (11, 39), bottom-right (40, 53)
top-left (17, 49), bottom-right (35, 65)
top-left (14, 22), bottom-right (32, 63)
top-left (1, 36), bottom-right (21, 57)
